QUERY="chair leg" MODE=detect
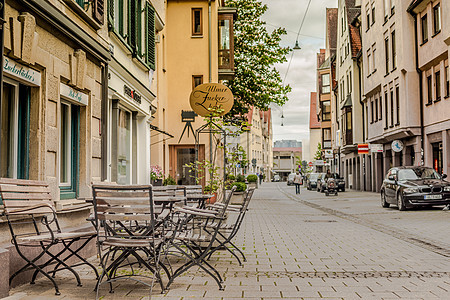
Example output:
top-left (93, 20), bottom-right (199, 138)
top-left (11, 244), bottom-right (61, 295)
top-left (41, 244), bottom-right (82, 287)
top-left (54, 236), bottom-right (99, 280)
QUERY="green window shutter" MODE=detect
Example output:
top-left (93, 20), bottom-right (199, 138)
top-left (146, 3), bottom-right (155, 70)
top-left (129, 0), bottom-right (137, 50)
top-left (94, 0), bottom-right (105, 24)
top-left (108, 0), bottom-right (114, 27)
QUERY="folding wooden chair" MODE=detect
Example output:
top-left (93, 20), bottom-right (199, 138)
top-left (0, 178), bottom-right (98, 295)
top-left (92, 184), bottom-right (172, 297)
top-left (165, 186), bottom-right (236, 291)
top-left (204, 187), bottom-right (256, 265)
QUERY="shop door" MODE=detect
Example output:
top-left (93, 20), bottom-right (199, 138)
top-left (1, 81), bottom-right (30, 179)
top-left (117, 108), bottom-right (131, 184)
top-left (170, 145), bottom-right (205, 186)
top-left (432, 142), bottom-right (443, 174)
top-left (60, 102), bottom-right (80, 199)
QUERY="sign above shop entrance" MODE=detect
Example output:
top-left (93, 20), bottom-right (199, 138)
top-left (124, 85), bottom-right (142, 104)
top-left (189, 83), bottom-right (234, 117)
top-left (3, 56), bottom-right (41, 86)
top-left (60, 83), bottom-right (88, 106)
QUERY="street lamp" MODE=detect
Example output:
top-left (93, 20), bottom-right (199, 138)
top-left (293, 40), bottom-right (301, 50)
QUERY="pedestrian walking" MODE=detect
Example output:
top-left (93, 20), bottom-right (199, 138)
top-left (259, 173), bottom-right (263, 185)
top-left (294, 171), bottom-right (302, 194)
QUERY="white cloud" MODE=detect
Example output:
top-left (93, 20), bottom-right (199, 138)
top-left (262, 0), bottom-right (338, 146)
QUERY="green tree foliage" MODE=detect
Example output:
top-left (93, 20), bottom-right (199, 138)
top-left (314, 143), bottom-right (323, 160)
top-left (225, 0), bottom-right (291, 119)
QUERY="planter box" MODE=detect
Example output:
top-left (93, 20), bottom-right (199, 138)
top-left (230, 191), bottom-right (245, 205)
top-left (151, 179), bottom-right (163, 186)
top-left (248, 182), bottom-right (257, 189)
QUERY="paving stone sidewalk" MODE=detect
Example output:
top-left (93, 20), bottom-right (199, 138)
top-left (6, 183), bottom-right (450, 299)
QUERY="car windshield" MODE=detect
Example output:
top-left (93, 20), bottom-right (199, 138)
top-left (310, 174), bottom-right (319, 180)
top-left (397, 168), bottom-right (442, 181)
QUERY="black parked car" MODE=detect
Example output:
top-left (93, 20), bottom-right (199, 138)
top-left (306, 173), bottom-right (320, 190)
top-left (333, 173), bottom-right (346, 192)
top-left (380, 166), bottom-right (450, 211)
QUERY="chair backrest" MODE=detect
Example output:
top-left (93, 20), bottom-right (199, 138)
top-left (152, 185), bottom-right (187, 207)
top-left (241, 187), bottom-right (255, 212)
top-left (182, 185), bottom-right (203, 195)
top-left (0, 178), bottom-right (60, 240)
top-left (92, 184), bottom-right (157, 240)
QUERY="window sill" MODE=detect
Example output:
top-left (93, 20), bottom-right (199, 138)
top-left (191, 35), bottom-right (204, 38)
top-left (133, 55), bottom-right (152, 72)
top-left (432, 30), bottom-right (441, 38)
top-left (372, 69), bottom-right (377, 74)
top-left (391, 67), bottom-right (397, 72)
top-left (384, 73), bottom-right (390, 78)
top-left (444, 95), bottom-right (449, 99)
top-left (63, 0), bottom-right (102, 31)
top-left (111, 30), bottom-right (133, 54)
top-left (367, 73), bottom-right (372, 78)
top-left (389, 125), bottom-right (394, 128)
top-left (395, 123), bottom-right (400, 126)
top-left (425, 101), bottom-right (433, 106)
top-left (420, 39), bottom-right (428, 46)
top-left (383, 18), bottom-right (388, 26)
top-left (434, 97), bottom-right (441, 103)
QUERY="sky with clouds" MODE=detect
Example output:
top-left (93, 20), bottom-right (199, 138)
top-left (261, 0), bottom-right (338, 153)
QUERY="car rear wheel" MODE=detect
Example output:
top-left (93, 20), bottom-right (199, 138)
top-left (397, 193), bottom-right (406, 211)
top-left (381, 191), bottom-right (390, 208)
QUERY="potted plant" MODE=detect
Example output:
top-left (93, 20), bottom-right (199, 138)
top-left (230, 182), bottom-right (247, 205)
top-left (163, 175), bottom-right (177, 186)
top-left (150, 165), bottom-right (164, 186)
top-left (186, 160), bottom-right (221, 204)
top-left (247, 174), bottom-right (258, 189)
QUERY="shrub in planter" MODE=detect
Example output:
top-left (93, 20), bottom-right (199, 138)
top-left (163, 175), bottom-right (176, 186)
top-left (230, 182), bottom-right (247, 205)
top-left (236, 174), bottom-right (245, 183)
top-left (227, 174), bottom-right (236, 181)
top-left (247, 174), bottom-right (258, 183)
top-left (232, 182), bottom-right (247, 192)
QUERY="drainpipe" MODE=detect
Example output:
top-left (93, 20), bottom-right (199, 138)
top-left (101, 63), bottom-right (109, 181)
top-left (410, 11), bottom-right (424, 166)
top-left (208, 0), bottom-right (212, 83)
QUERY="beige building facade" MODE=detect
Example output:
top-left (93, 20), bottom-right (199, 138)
top-left (336, 0), bottom-right (364, 190)
top-left (150, 0), bottom-right (235, 186)
top-left (362, 0), bottom-right (423, 192)
top-left (408, 0), bottom-right (450, 177)
top-left (1, 0), bottom-right (112, 295)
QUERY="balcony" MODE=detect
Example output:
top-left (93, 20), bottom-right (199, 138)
top-left (343, 130), bottom-right (353, 146)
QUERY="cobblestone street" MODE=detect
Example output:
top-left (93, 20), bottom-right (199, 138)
top-left (7, 182), bottom-right (450, 299)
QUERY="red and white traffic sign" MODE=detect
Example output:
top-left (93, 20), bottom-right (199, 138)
top-left (358, 143), bottom-right (369, 154)
top-left (308, 162), bottom-right (313, 167)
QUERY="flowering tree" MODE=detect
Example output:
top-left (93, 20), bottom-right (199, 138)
top-left (225, 0), bottom-right (291, 120)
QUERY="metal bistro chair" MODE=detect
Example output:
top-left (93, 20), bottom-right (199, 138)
top-left (0, 178), bottom-right (98, 295)
top-left (165, 186), bottom-right (236, 291)
top-left (92, 184), bottom-right (172, 297)
top-left (204, 187), bottom-right (255, 265)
